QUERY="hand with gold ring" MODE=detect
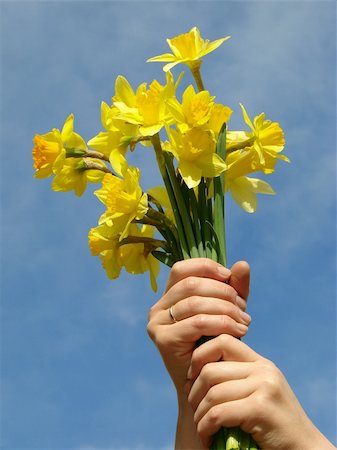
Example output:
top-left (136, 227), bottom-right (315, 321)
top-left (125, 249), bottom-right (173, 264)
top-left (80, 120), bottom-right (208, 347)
top-left (147, 258), bottom-right (251, 394)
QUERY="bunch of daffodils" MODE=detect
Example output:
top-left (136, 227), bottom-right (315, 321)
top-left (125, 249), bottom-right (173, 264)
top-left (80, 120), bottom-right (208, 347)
top-left (32, 27), bottom-right (289, 449)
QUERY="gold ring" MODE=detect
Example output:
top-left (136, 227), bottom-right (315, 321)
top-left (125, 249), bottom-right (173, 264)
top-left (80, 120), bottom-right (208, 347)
top-left (169, 305), bottom-right (178, 323)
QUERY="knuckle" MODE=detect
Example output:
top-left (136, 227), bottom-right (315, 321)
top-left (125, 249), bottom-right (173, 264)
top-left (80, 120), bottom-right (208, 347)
top-left (200, 257), bottom-right (213, 272)
top-left (186, 295), bottom-right (201, 311)
top-left (183, 276), bottom-right (199, 293)
top-left (147, 304), bottom-right (156, 322)
top-left (146, 320), bottom-right (155, 340)
top-left (191, 314), bottom-right (207, 330)
top-left (205, 384), bottom-right (218, 405)
top-left (170, 260), bottom-right (184, 278)
top-left (218, 333), bottom-right (233, 347)
top-left (199, 363), bottom-right (213, 384)
top-left (206, 404), bottom-right (222, 427)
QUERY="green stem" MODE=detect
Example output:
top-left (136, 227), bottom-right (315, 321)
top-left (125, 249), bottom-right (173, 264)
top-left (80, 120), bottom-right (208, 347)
top-left (191, 66), bottom-right (205, 92)
top-left (213, 123), bottom-right (227, 267)
top-left (198, 178), bottom-right (213, 259)
top-left (182, 182), bottom-right (206, 257)
top-left (146, 208), bottom-right (182, 261)
top-left (163, 152), bottom-right (199, 259)
top-left (151, 133), bottom-right (190, 259)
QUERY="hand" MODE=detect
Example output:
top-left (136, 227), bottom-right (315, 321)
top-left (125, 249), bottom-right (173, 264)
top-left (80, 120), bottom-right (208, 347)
top-left (147, 258), bottom-right (251, 394)
top-left (186, 334), bottom-right (336, 450)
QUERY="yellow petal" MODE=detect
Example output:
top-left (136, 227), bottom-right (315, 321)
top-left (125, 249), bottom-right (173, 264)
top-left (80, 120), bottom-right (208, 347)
top-left (178, 160), bottom-right (202, 188)
top-left (61, 114), bottom-right (74, 141)
top-left (197, 153), bottom-right (227, 178)
top-left (114, 75), bottom-right (136, 107)
top-left (239, 103), bottom-right (254, 131)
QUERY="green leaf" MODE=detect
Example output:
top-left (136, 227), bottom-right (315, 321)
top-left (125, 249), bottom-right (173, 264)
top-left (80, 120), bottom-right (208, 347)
top-left (151, 250), bottom-right (175, 267)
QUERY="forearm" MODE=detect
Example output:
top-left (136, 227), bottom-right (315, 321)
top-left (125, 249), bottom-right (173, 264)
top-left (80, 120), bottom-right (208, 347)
top-left (175, 393), bottom-right (202, 450)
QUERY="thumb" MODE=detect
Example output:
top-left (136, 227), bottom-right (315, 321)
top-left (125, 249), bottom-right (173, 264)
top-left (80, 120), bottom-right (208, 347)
top-left (229, 261), bottom-right (250, 308)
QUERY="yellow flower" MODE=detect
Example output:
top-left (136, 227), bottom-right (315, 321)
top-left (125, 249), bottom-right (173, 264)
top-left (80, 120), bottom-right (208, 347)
top-left (166, 84), bottom-right (214, 132)
top-left (88, 223), bottom-right (160, 290)
top-left (87, 101), bottom-right (139, 177)
top-left (239, 104), bottom-right (289, 165)
top-left (165, 128), bottom-right (226, 189)
top-left (95, 167), bottom-right (148, 240)
top-left (88, 224), bottom-right (122, 279)
top-left (32, 114), bottom-right (83, 178)
top-left (113, 73), bottom-right (175, 136)
top-left (147, 26), bottom-right (230, 72)
top-left (225, 148), bottom-right (277, 179)
top-left (32, 132), bottom-right (65, 178)
top-left (226, 176), bottom-right (275, 213)
top-left (120, 224), bottom-right (160, 292)
top-left (207, 103), bottom-right (233, 136)
top-left (52, 157), bottom-right (106, 196)
top-left (224, 149), bottom-right (276, 212)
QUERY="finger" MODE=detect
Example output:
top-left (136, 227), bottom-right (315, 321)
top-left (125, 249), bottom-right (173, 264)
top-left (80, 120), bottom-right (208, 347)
top-left (159, 276), bottom-right (239, 311)
top-left (155, 296), bottom-right (251, 325)
top-left (165, 258), bottom-right (231, 293)
top-left (229, 261), bottom-right (250, 307)
top-left (193, 377), bottom-right (256, 425)
top-left (156, 297), bottom-right (251, 326)
top-left (186, 361), bottom-right (253, 406)
top-left (168, 315), bottom-right (249, 345)
top-left (188, 334), bottom-right (260, 383)
top-left (196, 397), bottom-right (254, 448)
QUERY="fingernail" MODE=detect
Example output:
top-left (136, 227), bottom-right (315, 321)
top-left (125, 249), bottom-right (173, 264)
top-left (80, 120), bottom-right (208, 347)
top-left (236, 295), bottom-right (246, 310)
top-left (237, 323), bottom-right (248, 334)
top-left (217, 265), bottom-right (231, 279)
top-left (240, 311), bottom-right (251, 325)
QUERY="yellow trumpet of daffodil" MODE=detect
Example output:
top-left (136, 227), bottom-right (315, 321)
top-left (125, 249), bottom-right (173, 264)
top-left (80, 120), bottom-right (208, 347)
top-left (239, 103), bottom-right (289, 166)
top-left (207, 103), bottom-right (233, 136)
top-left (147, 26), bottom-right (230, 72)
top-left (165, 128), bottom-right (227, 189)
top-left (113, 72), bottom-right (175, 137)
top-left (32, 114), bottom-right (83, 178)
top-left (95, 167), bottom-right (148, 240)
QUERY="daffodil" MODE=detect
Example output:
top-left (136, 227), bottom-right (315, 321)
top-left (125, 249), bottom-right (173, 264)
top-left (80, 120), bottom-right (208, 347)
top-left (88, 224), bottom-right (122, 279)
top-left (95, 167), bottom-right (148, 240)
top-left (113, 73), bottom-right (175, 137)
top-left (166, 84), bottom-right (214, 132)
top-left (165, 128), bottom-right (226, 189)
top-left (147, 26), bottom-right (230, 72)
top-left (88, 102), bottom-right (139, 177)
top-left (32, 114), bottom-right (84, 178)
top-left (32, 132), bottom-right (65, 178)
top-left (207, 103), bottom-right (233, 136)
top-left (224, 149), bottom-right (277, 212)
top-left (226, 176), bottom-right (275, 213)
top-left (239, 103), bottom-right (289, 165)
top-left (119, 224), bottom-right (160, 292)
top-left (52, 157), bottom-right (106, 196)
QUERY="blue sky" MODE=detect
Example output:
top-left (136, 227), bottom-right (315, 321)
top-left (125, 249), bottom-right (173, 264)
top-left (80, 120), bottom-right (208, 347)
top-left (1, 1), bottom-right (336, 449)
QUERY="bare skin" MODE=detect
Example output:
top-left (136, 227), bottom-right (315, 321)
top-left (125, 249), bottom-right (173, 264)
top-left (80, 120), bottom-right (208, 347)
top-left (147, 258), bottom-right (251, 448)
top-left (186, 335), bottom-right (336, 450)
top-left (147, 258), bottom-right (336, 449)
